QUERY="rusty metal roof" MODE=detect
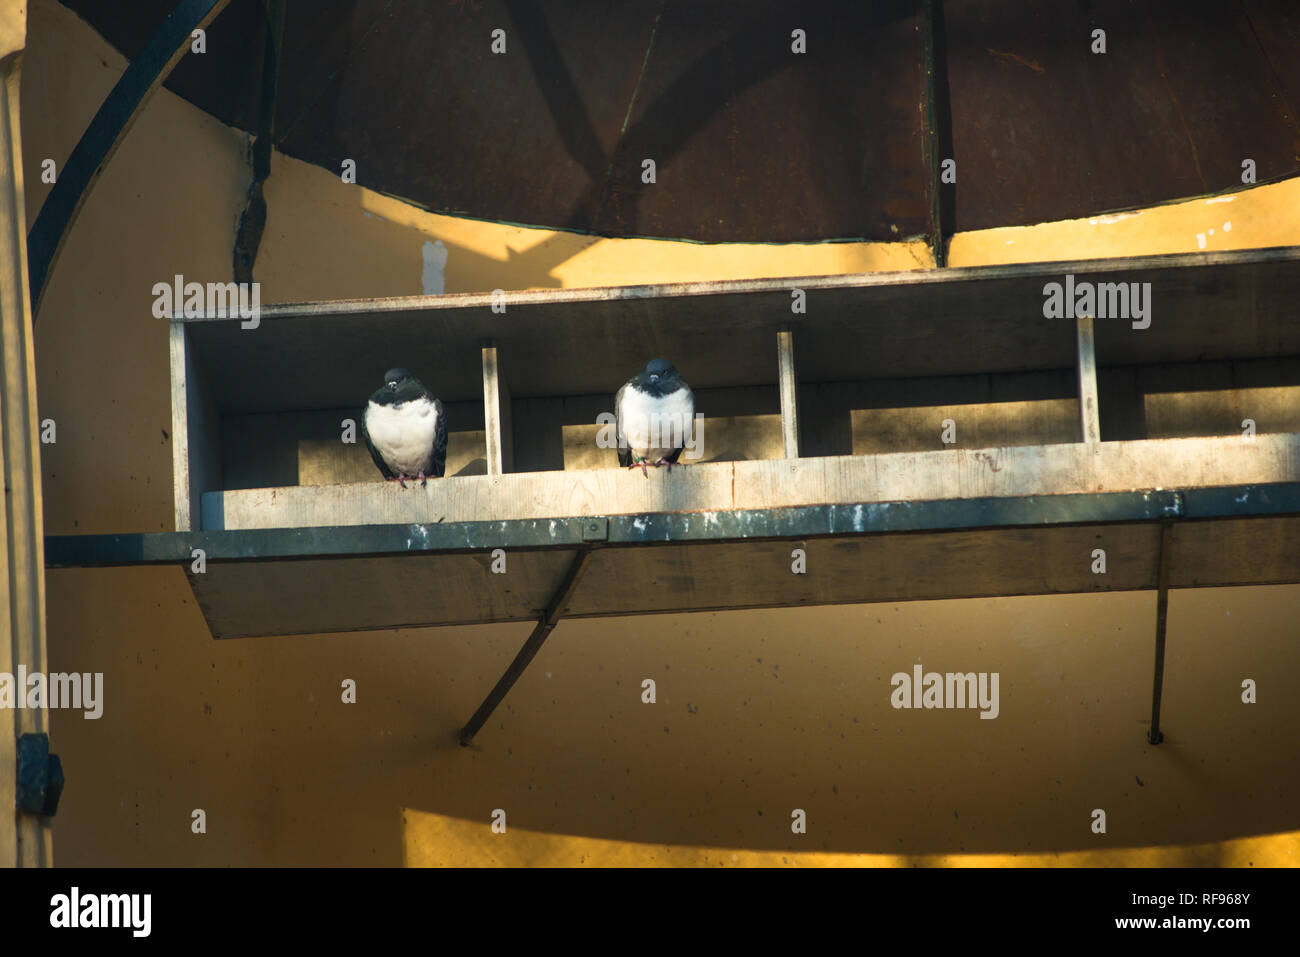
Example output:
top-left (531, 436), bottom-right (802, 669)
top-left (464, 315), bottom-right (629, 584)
top-left (58, 0), bottom-right (1300, 242)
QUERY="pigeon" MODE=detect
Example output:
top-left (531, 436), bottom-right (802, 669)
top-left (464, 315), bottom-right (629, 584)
top-left (615, 359), bottom-right (695, 476)
top-left (361, 368), bottom-right (447, 487)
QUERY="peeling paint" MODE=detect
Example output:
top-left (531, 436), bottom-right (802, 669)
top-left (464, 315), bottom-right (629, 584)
top-left (1088, 211), bottom-right (1144, 226)
top-left (421, 239), bottom-right (448, 295)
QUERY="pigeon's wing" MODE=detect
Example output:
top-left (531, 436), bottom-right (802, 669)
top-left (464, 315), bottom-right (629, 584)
top-left (360, 406), bottom-right (395, 479)
top-left (662, 384), bottom-right (695, 464)
top-left (614, 381), bottom-right (631, 467)
top-left (430, 397), bottom-right (448, 478)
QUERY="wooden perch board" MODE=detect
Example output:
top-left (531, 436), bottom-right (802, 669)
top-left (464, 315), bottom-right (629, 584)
top-left (202, 432), bottom-right (1300, 531)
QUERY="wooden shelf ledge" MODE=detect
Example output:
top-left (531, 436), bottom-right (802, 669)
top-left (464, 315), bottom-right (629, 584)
top-left (201, 432), bottom-right (1300, 531)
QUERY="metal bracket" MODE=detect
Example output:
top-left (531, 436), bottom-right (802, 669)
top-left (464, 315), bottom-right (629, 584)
top-left (233, 0), bottom-right (285, 283)
top-left (920, 0), bottom-right (954, 268)
top-left (459, 546), bottom-right (595, 746)
top-left (16, 734), bottom-right (64, 817)
top-left (1147, 521), bottom-right (1175, 745)
top-left (26, 0), bottom-right (233, 316)
top-left (581, 518), bottom-right (608, 542)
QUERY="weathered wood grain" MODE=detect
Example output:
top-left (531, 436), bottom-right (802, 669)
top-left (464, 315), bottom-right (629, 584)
top-left (202, 432), bottom-right (1300, 531)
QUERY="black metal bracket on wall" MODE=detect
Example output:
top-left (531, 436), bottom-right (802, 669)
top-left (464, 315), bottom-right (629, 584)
top-left (459, 525), bottom-right (605, 746)
top-left (233, 0), bottom-right (285, 283)
top-left (26, 0), bottom-right (232, 317)
top-left (920, 0), bottom-right (954, 268)
top-left (16, 733), bottom-right (64, 817)
top-left (1147, 519), bottom-right (1176, 745)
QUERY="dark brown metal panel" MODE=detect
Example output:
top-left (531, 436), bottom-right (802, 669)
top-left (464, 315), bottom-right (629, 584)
top-left (944, 0), bottom-right (1300, 231)
top-left (60, 0), bottom-right (268, 130)
top-left (1243, 0), bottom-right (1300, 161)
top-left (55, 0), bottom-right (1300, 240)
top-left (590, 0), bottom-right (929, 241)
top-left (57, 0), bottom-right (930, 242)
top-left (275, 0), bottom-right (665, 236)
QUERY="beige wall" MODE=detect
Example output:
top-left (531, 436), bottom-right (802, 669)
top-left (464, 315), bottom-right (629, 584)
top-left (21, 0), bottom-right (1300, 865)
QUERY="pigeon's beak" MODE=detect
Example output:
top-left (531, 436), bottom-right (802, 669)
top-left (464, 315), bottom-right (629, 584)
top-left (649, 374), bottom-right (659, 383)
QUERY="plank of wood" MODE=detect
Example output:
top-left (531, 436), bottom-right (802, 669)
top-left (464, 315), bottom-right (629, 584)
top-left (561, 414), bottom-right (782, 470)
top-left (850, 398), bottom-right (1078, 454)
top-left (202, 432), bottom-right (1300, 530)
top-left (568, 523), bottom-right (1162, 616)
top-left (1077, 315), bottom-right (1100, 445)
top-left (178, 249), bottom-right (1300, 411)
top-left (184, 514), bottom-right (1300, 636)
top-left (190, 549), bottom-right (578, 638)
top-left (168, 323), bottom-right (190, 530)
top-left (481, 343), bottom-right (511, 475)
top-left (1145, 385), bottom-right (1300, 439)
top-left (0, 29), bottom-right (53, 863)
top-left (170, 323), bottom-right (222, 531)
top-left (1169, 517), bottom-right (1300, 588)
top-left (777, 325), bottom-right (799, 457)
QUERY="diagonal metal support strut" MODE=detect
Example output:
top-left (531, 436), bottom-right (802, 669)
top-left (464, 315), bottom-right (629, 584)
top-left (459, 547), bottom-right (594, 746)
top-left (1147, 521), bottom-right (1175, 745)
top-left (26, 0), bottom-right (231, 316)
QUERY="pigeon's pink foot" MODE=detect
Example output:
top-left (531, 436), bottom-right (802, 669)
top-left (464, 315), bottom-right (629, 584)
top-left (418, 471), bottom-right (428, 487)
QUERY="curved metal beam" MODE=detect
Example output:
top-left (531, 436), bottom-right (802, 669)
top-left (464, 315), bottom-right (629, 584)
top-left (26, 0), bottom-right (230, 318)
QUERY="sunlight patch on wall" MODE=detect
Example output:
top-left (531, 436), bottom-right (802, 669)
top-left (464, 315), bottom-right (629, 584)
top-left (949, 178), bottom-right (1300, 266)
top-left (401, 808), bottom-right (1300, 867)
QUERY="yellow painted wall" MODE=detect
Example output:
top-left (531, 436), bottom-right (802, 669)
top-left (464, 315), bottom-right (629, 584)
top-left (20, 0), bottom-right (1300, 865)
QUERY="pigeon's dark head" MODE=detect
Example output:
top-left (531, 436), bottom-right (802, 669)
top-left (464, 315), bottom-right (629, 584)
top-left (372, 368), bottom-right (429, 405)
top-left (643, 358), bottom-right (678, 384)
top-left (383, 368), bottom-right (413, 392)
top-left (631, 358), bottom-right (687, 397)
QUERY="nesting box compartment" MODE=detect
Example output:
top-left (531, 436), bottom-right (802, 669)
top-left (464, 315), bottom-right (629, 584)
top-left (172, 248), bottom-right (1300, 535)
top-left (141, 248), bottom-right (1300, 637)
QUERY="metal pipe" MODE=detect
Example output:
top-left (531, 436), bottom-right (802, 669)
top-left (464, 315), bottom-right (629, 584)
top-left (1148, 522), bottom-right (1175, 745)
top-left (920, 0), bottom-right (953, 268)
top-left (26, 0), bottom-right (231, 314)
top-left (459, 547), bottom-right (594, 746)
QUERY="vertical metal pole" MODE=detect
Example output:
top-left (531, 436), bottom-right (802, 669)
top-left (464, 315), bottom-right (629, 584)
top-left (0, 1), bottom-right (53, 864)
top-left (920, 0), bottom-right (952, 268)
top-left (1148, 522), bottom-right (1174, 745)
top-left (233, 0), bottom-right (284, 283)
top-left (777, 324), bottom-right (800, 459)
